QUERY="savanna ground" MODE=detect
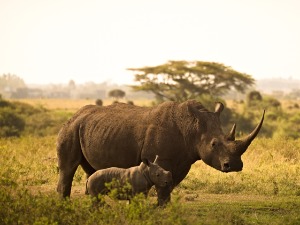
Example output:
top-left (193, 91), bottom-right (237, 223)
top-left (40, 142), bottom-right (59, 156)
top-left (1, 98), bottom-right (300, 225)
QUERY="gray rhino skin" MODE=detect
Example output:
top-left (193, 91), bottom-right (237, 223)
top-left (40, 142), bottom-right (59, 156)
top-left (86, 155), bottom-right (173, 201)
top-left (57, 100), bottom-right (264, 205)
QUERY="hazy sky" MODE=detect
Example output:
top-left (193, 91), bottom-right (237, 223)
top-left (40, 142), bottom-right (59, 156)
top-left (0, 0), bottom-right (299, 85)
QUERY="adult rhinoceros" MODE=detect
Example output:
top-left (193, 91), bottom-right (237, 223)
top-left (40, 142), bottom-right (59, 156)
top-left (57, 100), bottom-right (264, 205)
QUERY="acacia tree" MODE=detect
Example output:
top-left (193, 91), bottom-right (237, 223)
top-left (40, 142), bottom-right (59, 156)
top-left (128, 60), bottom-right (254, 102)
top-left (108, 89), bottom-right (126, 101)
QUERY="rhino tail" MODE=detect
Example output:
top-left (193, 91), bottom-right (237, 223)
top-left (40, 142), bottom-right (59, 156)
top-left (85, 178), bottom-right (89, 195)
top-left (78, 124), bottom-right (85, 153)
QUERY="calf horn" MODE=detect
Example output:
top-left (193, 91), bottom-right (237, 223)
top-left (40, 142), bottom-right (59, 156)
top-left (236, 110), bottom-right (265, 155)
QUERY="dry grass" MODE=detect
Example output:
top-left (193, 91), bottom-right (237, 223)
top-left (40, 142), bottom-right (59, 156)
top-left (1, 135), bottom-right (300, 224)
top-left (1, 98), bottom-right (300, 224)
top-left (13, 98), bottom-right (153, 111)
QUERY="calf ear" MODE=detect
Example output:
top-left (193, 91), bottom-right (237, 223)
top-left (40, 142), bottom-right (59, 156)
top-left (142, 158), bottom-right (150, 166)
top-left (214, 102), bottom-right (224, 116)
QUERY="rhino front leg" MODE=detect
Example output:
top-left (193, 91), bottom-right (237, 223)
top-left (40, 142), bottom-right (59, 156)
top-left (57, 166), bottom-right (78, 198)
top-left (56, 144), bottom-right (82, 198)
top-left (56, 129), bottom-right (83, 198)
top-left (156, 186), bottom-right (171, 206)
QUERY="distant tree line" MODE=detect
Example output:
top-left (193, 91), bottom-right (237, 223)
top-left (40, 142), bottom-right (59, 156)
top-left (1, 60), bottom-right (300, 139)
top-left (0, 74), bottom-right (143, 100)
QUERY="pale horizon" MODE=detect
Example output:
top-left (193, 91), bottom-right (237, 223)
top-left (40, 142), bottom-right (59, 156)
top-left (0, 0), bottom-right (300, 85)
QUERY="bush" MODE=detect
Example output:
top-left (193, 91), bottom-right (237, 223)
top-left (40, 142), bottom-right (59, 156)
top-left (246, 90), bottom-right (263, 106)
top-left (22, 110), bottom-right (72, 136)
top-left (0, 184), bottom-right (190, 225)
top-left (95, 99), bottom-right (103, 106)
top-left (273, 113), bottom-right (300, 139)
top-left (0, 98), bottom-right (71, 137)
top-left (0, 107), bottom-right (25, 137)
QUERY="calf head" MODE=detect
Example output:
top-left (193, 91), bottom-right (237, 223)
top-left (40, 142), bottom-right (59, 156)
top-left (190, 102), bottom-right (265, 173)
top-left (143, 155), bottom-right (173, 187)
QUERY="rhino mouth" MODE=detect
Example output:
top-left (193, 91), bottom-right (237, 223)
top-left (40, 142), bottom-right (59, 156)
top-left (221, 168), bottom-right (242, 173)
top-left (221, 162), bottom-right (243, 173)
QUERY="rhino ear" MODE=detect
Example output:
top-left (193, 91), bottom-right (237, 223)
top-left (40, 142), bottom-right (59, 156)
top-left (215, 102), bottom-right (224, 116)
top-left (187, 101), bottom-right (208, 116)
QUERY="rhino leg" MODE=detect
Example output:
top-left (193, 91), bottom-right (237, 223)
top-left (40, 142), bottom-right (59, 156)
top-left (57, 166), bottom-right (78, 198)
top-left (80, 157), bottom-right (96, 195)
top-left (56, 133), bottom-right (83, 198)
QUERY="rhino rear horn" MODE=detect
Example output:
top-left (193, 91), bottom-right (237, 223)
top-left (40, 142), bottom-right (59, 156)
top-left (236, 110), bottom-right (265, 155)
top-left (227, 124), bottom-right (236, 141)
top-left (214, 102), bottom-right (224, 116)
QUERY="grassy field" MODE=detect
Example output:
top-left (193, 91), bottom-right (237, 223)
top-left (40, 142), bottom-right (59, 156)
top-left (0, 99), bottom-right (300, 224)
top-left (18, 98), bottom-right (153, 111)
top-left (0, 135), bottom-right (299, 224)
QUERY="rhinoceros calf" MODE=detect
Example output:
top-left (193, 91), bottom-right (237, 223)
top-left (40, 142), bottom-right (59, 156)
top-left (86, 155), bottom-right (172, 202)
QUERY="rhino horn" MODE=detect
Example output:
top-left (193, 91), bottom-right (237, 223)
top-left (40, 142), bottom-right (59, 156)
top-left (236, 110), bottom-right (265, 155)
top-left (214, 102), bottom-right (224, 115)
top-left (153, 155), bottom-right (159, 164)
top-left (227, 123), bottom-right (236, 141)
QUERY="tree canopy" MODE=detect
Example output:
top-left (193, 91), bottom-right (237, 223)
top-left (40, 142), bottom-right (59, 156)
top-left (128, 60), bottom-right (255, 102)
top-left (108, 89), bottom-right (126, 101)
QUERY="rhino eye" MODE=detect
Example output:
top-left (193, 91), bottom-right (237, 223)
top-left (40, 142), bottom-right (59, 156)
top-left (211, 139), bottom-right (218, 148)
top-left (156, 173), bottom-right (160, 177)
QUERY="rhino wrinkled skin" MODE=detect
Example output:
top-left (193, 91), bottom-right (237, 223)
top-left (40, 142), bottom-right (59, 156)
top-left (57, 100), bottom-right (264, 205)
top-left (86, 155), bottom-right (172, 202)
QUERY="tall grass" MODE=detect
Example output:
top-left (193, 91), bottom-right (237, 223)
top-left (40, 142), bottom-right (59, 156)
top-left (0, 136), bottom-right (300, 224)
top-left (180, 137), bottom-right (300, 196)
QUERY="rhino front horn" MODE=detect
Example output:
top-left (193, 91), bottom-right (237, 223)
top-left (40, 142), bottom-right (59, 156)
top-left (236, 110), bottom-right (265, 155)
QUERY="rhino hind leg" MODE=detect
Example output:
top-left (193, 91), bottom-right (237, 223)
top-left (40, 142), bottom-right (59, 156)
top-left (80, 156), bottom-right (96, 177)
top-left (80, 157), bottom-right (96, 195)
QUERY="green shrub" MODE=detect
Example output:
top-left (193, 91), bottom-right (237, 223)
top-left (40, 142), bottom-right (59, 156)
top-left (95, 99), bottom-right (103, 106)
top-left (0, 184), bottom-right (191, 225)
top-left (0, 98), bottom-right (72, 137)
top-left (0, 107), bottom-right (25, 137)
top-left (22, 110), bottom-right (72, 136)
top-left (246, 90), bottom-right (263, 107)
